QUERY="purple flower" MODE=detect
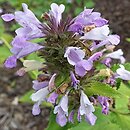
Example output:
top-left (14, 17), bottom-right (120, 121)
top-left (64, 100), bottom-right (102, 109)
top-left (106, 49), bottom-right (125, 64)
top-left (49, 3), bottom-right (65, 26)
top-left (48, 73), bottom-right (57, 91)
top-left (70, 71), bottom-right (80, 89)
top-left (64, 47), bottom-right (94, 77)
top-left (116, 65), bottom-right (130, 80)
top-left (15, 3), bottom-right (41, 27)
top-left (31, 73), bottom-right (57, 115)
top-left (79, 91), bottom-right (97, 125)
top-left (32, 103), bottom-right (41, 116)
top-left (4, 36), bottom-right (43, 68)
top-left (90, 97), bottom-right (97, 105)
top-left (4, 55), bottom-right (17, 68)
top-left (90, 35), bottom-right (120, 51)
top-left (98, 96), bottom-right (109, 115)
top-left (47, 92), bottom-right (58, 104)
top-left (79, 91), bottom-right (95, 115)
top-left (88, 52), bottom-right (103, 62)
top-left (105, 76), bottom-right (116, 86)
top-left (1, 13), bottom-right (14, 22)
top-left (64, 47), bottom-right (85, 66)
top-left (77, 108), bottom-right (82, 122)
top-left (68, 22), bottom-right (83, 34)
top-left (68, 110), bottom-right (75, 123)
top-left (75, 60), bottom-right (93, 77)
top-left (85, 112), bottom-right (97, 126)
top-left (32, 80), bottom-right (49, 91)
top-left (2, 3), bottom-right (45, 69)
top-left (106, 35), bottom-right (120, 45)
top-left (2, 3), bottom-right (45, 40)
top-left (80, 25), bottom-right (110, 41)
top-left (69, 9), bottom-right (108, 33)
top-left (31, 87), bottom-right (49, 115)
top-left (54, 93), bottom-right (68, 127)
top-left (102, 58), bottom-right (112, 68)
top-left (55, 107), bottom-right (68, 127)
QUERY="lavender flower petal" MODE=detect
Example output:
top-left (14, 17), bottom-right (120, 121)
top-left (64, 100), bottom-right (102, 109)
top-left (70, 71), bottom-right (80, 89)
top-left (32, 103), bottom-right (41, 115)
top-left (47, 92), bottom-right (58, 104)
top-left (56, 108), bottom-right (67, 127)
top-left (64, 47), bottom-right (85, 66)
top-left (1, 14), bottom-right (15, 22)
top-left (75, 60), bottom-right (93, 77)
top-left (4, 56), bottom-right (17, 68)
top-left (68, 110), bottom-right (75, 123)
top-left (80, 25), bottom-right (109, 41)
top-left (98, 96), bottom-right (109, 115)
top-left (85, 112), bottom-right (97, 125)
top-left (32, 80), bottom-right (49, 90)
top-left (116, 65), bottom-right (130, 80)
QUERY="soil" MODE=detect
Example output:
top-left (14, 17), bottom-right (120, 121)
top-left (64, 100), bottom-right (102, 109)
top-left (1, 0), bottom-right (130, 130)
top-left (0, 64), bottom-right (50, 130)
top-left (94, 0), bottom-right (130, 61)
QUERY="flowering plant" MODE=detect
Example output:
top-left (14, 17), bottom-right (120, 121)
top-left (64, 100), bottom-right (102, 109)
top-left (1, 2), bottom-right (130, 130)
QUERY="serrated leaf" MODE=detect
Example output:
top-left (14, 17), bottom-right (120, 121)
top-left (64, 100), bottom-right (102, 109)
top-left (84, 81), bottom-right (121, 98)
top-left (109, 112), bottom-right (130, 130)
top-left (115, 82), bottom-right (130, 113)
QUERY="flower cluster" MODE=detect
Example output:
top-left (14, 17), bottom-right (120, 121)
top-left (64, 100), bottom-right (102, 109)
top-left (2, 3), bottom-right (130, 127)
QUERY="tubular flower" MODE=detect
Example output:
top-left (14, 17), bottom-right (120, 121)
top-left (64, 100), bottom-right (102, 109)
top-left (54, 93), bottom-right (68, 127)
top-left (2, 2), bottom-right (130, 127)
top-left (98, 96), bottom-right (109, 115)
top-left (79, 91), bottom-right (97, 125)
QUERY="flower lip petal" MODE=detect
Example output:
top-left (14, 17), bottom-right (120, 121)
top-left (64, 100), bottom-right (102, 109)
top-left (4, 55), bottom-right (17, 68)
top-left (85, 112), bottom-right (97, 125)
top-left (31, 87), bottom-right (49, 102)
top-left (116, 65), bottom-right (130, 80)
top-left (32, 80), bottom-right (49, 90)
top-left (75, 60), bottom-right (93, 77)
top-left (80, 25), bottom-right (110, 41)
top-left (1, 14), bottom-right (15, 22)
top-left (32, 103), bottom-right (41, 116)
top-left (79, 91), bottom-right (95, 116)
top-left (64, 47), bottom-right (85, 66)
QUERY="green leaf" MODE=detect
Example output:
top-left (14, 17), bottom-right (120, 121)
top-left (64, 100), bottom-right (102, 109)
top-left (84, 81), bottom-right (121, 98)
top-left (69, 108), bottom-right (120, 130)
top-left (115, 82), bottom-right (130, 113)
top-left (126, 38), bottom-right (130, 42)
top-left (109, 112), bottom-right (130, 130)
top-left (75, 8), bottom-right (83, 15)
top-left (85, 0), bottom-right (95, 8)
top-left (0, 19), bottom-right (5, 35)
top-left (19, 90), bottom-right (34, 103)
top-left (0, 45), bottom-right (11, 64)
top-left (26, 52), bottom-right (45, 62)
top-left (111, 63), bottom-right (130, 72)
